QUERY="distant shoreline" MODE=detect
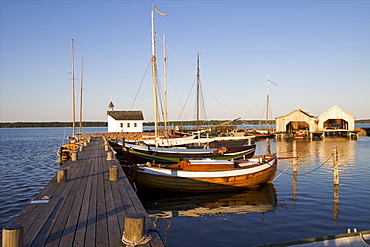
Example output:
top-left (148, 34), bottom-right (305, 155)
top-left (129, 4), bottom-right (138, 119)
top-left (1, 119), bottom-right (369, 128)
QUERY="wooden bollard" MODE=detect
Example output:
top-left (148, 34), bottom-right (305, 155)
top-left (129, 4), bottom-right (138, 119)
top-left (83, 141), bottom-right (87, 146)
top-left (72, 152), bottom-right (78, 161)
top-left (105, 144), bottom-right (109, 152)
top-left (57, 168), bottom-right (67, 183)
top-left (333, 146), bottom-right (339, 185)
top-left (123, 213), bottom-right (145, 243)
top-left (79, 145), bottom-right (84, 152)
top-left (266, 138), bottom-right (271, 154)
top-left (109, 166), bottom-right (118, 181)
top-left (2, 224), bottom-right (23, 247)
top-left (107, 151), bottom-right (113, 161)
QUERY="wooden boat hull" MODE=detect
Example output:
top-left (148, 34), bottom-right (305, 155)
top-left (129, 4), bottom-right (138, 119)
top-left (133, 154), bottom-right (277, 192)
top-left (125, 145), bottom-right (256, 164)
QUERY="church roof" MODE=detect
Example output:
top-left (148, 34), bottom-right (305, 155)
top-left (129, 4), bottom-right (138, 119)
top-left (107, 111), bottom-right (144, 121)
top-left (108, 101), bottom-right (115, 108)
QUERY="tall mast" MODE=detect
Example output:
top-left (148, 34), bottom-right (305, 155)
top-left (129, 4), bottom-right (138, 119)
top-left (79, 57), bottom-right (84, 135)
top-left (71, 39), bottom-right (76, 137)
top-left (163, 34), bottom-right (168, 130)
top-left (151, 9), bottom-right (159, 144)
top-left (196, 52), bottom-right (201, 128)
top-left (266, 74), bottom-right (270, 133)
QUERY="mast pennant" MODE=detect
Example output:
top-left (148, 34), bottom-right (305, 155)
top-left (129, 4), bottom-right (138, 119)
top-left (270, 81), bottom-right (279, 87)
top-left (153, 5), bottom-right (168, 16)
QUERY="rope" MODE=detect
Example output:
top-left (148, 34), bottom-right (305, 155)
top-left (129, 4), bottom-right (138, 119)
top-left (121, 231), bottom-right (152, 247)
top-left (274, 153), bottom-right (335, 179)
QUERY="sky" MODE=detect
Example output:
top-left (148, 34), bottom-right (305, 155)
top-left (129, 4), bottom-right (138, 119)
top-left (1, 1), bottom-right (370, 122)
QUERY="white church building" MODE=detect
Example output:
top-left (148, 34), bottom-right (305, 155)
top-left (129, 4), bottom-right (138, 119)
top-left (106, 101), bottom-right (144, 133)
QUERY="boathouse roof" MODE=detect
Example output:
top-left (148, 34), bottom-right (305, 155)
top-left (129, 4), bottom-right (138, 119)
top-left (318, 105), bottom-right (355, 119)
top-left (276, 109), bottom-right (317, 119)
top-left (107, 111), bottom-right (144, 121)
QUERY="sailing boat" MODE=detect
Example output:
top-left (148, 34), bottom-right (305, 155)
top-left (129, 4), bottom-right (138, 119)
top-left (120, 6), bottom-right (256, 163)
top-left (57, 39), bottom-right (81, 162)
top-left (246, 75), bottom-right (276, 139)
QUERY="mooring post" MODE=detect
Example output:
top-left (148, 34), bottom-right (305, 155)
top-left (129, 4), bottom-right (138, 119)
top-left (333, 146), bottom-right (339, 185)
top-left (72, 152), bottom-right (78, 161)
top-left (79, 145), bottom-right (84, 152)
top-left (2, 224), bottom-right (23, 247)
top-left (122, 213), bottom-right (146, 245)
top-left (109, 165), bottom-right (118, 181)
top-left (266, 138), bottom-right (271, 154)
top-left (107, 151), bottom-right (113, 161)
top-left (293, 140), bottom-right (297, 173)
top-left (57, 168), bottom-right (67, 183)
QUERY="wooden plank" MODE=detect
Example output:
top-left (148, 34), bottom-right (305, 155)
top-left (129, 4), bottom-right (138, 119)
top-left (104, 162), bottom-right (124, 247)
top-left (57, 158), bottom-right (90, 247)
top-left (95, 152), bottom-right (109, 246)
top-left (82, 140), bottom-right (99, 247)
top-left (12, 176), bottom-right (61, 227)
top-left (72, 158), bottom-right (94, 246)
top-left (7, 137), bottom-right (164, 247)
top-left (28, 197), bottom-right (65, 247)
top-left (28, 159), bottom-right (86, 246)
top-left (43, 162), bottom-right (88, 247)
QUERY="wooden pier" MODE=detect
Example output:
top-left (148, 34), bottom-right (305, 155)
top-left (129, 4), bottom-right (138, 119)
top-left (2, 137), bottom-right (163, 247)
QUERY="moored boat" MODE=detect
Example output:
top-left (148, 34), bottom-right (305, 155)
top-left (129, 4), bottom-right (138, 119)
top-left (57, 137), bottom-right (81, 162)
top-left (130, 153), bottom-right (277, 192)
top-left (122, 142), bottom-right (256, 164)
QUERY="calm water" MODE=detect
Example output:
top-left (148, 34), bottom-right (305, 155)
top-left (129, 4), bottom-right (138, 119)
top-left (1, 127), bottom-right (369, 246)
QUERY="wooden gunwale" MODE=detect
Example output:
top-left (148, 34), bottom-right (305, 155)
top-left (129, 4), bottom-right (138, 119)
top-left (127, 146), bottom-right (256, 164)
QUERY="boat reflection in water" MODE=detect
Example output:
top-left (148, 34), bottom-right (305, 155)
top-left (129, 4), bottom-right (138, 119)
top-left (138, 183), bottom-right (277, 218)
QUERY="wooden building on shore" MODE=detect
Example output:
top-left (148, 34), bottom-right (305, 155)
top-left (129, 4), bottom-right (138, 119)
top-left (106, 101), bottom-right (144, 133)
top-left (275, 106), bottom-right (358, 140)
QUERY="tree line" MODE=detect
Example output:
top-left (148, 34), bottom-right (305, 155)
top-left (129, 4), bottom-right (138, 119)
top-left (1, 119), bottom-right (369, 128)
top-left (0, 122), bottom-right (107, 128)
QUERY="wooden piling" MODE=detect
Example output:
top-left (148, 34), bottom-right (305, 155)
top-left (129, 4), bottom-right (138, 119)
top-left (72, 152), bottom-right (78, 161)
top-left (123, 213), bottom-right (146, 243)
top-left (79, 145), bottom-right (84, 152)
top-left (109, 166), bottom-right (118, 181)
top-left (266, 139), bottom-right (271, 154)
top-left (293, 140), bottom-right (297, 174)
top-left (333, 146), bottom-right (339, 185)
top-left (57, 168), bottom-right (67, 183)
top-left (107, 151), bottom-right (113, 161)
top-left (2, 224), bottom-right (23, 247)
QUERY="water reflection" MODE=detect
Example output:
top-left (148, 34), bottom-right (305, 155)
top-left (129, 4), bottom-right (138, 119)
top-left (274, 138), bottom-right (357, 224)
top-left (275, 139), bottom-right (357, 175)
top-left (138, 183), bottom-right (277, 218)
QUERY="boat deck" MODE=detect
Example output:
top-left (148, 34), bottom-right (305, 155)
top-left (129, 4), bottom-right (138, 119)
top-left (5, 137), bottom-right (163, 247)
top-left (264, 230), bottom-right (370, 247)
